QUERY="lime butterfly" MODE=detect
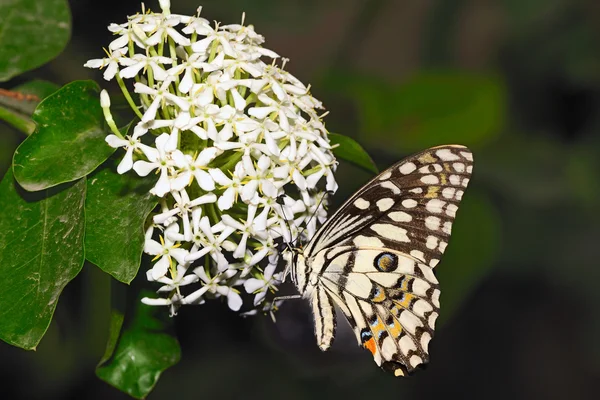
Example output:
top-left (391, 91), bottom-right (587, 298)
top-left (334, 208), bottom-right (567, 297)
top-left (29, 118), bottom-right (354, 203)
top-left (283, 145), bottom-right (473, 376)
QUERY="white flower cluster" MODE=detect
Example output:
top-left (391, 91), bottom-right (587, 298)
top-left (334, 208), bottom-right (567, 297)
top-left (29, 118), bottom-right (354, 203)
top-left (85, 1), bottom-right (337, 315)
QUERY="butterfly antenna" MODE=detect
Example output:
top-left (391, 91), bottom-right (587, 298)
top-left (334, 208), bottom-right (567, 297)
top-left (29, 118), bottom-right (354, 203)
top-left (293, 190), bottom-right (334, 247)
top-left (276, 195), bottom-right (294, 250)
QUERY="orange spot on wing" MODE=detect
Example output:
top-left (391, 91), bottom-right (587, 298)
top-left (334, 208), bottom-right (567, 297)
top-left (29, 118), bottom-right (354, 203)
top-left (364, 337), bottom-right (377, 355)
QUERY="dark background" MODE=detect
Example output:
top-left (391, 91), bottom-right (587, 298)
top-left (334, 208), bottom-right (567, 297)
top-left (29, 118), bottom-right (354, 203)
top-left (1, 0), bottom-right (599, 399)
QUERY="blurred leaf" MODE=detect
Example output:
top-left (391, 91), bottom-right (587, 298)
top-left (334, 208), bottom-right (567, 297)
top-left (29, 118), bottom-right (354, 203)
top-left (323, 71), bottom-right (505, 152)
top-left (97, 288), bottom-right (181, 399)
top-left (0, 0), bottom-right (70, 81)
top-left (0, 170), bottom-right (85, 350)
top-left (478, 134), bottom-right (568, 205)
top-left (85, 160), bottom-right (157, 284)
top-left (329, 132), bottom-right (378, 174)
top-left (436, 190), bottom-right (501, 325)
top-left (0, 81), bottom-right (61, 135)
top-left (11, 80), bottom-right (61, 114)
top-left (13, 80), bottom-right (114, 191)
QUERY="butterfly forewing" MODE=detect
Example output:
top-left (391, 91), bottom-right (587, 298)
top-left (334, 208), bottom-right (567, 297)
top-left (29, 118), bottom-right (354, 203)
top-left (305, 145), bottom-right (473, 268)
top-left (296, 145), bottom-right (473, 377)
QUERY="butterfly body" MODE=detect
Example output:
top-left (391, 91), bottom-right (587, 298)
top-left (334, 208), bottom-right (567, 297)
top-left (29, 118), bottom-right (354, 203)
top-left (286, 145), bottom-right (473, 377)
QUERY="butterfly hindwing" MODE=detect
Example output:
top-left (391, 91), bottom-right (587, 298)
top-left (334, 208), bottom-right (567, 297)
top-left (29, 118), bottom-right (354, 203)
top-left (317, 247), bottom-right (439, 375)
top-left (293, 145), bottom-right (473, 377)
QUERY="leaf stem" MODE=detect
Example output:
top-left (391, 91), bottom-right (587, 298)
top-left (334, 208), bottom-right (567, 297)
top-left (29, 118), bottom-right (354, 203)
top-left (0, 106), bottom-right (36, 135)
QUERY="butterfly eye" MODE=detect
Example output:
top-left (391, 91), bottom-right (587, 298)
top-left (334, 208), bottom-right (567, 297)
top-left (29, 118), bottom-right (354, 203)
top-left (374, 252), bottom-right (398, 272)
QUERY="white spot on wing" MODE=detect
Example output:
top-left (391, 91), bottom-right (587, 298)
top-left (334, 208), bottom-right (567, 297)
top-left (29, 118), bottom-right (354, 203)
top-left (453, 163), bottom-right (465, 172)
top-left (354, 198), bottom-right (370, 210)
top-left (389, 211), bottom-right (412, 222)
top-left (409, 355), bottom-right (423, 368)
top-left (442, 187), bottom-right (455, 199)
top-left (446, 203), bottom-right (458, 217)
top-left (413, 299), bottom-right (433, 317)
top-left (380, 181), bottom-right (400, 194)
top-left (426, 235), bottom-right (439, 249)
top-left (442, 221), bottom-right (452, 234)
top-left (460, 151), bottom-right (473, 161)
top-left (421, 175), bottom-right (439, 185)
top-left (399, 311), bottom-right (421, 334)
top-left (368, 272), bottom-right (402, 287)
top-left (371, 224), bottom-right (410, 242)
top-left (425, 216), bottom-right (441, 231)
top-left (417, 264), bottom-right (438, 284)
top-left (345, 273), bottom-right (373, 298)
top-left (449, 175), bottom-right (460, 185)
top-left (410, 250), bottom-right (425, 262)
top-left (428, 312), bottom-right (439, 328)
top-left (426, 199), bottom-right (445, 213)
top-left (402, 199), bottom-right (418, 208)
top-left (436, 149), bottom-right (460, 161)
top-left (381, 335), bottom-right (397, 359)
top-left (376, 198), bottom-right (394, 211)
top-left (353, 235), bottom-right (384, 247)
top-left (420, 332), bottom-right (432, 351)
top-left (419, 164), bottom-right (442, 173)
top-left (412, 279), bottom-right (431, 296)
top-left (400, 162), bottom-right (417, 174)
top-left (438, 241), bottom-right (447, 252)
top-left (379, 171), bottom-right (392, 180)
top-left (399, 335), bottom-right (416, 355)
top-left (431, 290), bottom-right (440, 308)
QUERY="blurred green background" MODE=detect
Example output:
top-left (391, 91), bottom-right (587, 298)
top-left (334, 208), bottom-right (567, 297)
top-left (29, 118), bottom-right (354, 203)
top-left (1, 0), bottom-right (599, 399)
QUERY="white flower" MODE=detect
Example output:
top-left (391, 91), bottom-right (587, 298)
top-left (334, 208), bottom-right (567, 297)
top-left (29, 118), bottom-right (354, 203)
top-left (209, 162), bottom-right (246, 211)
top-left (132, 133), bottom-right (178, 197)
top-left (105, 131), bottom-right (154, 174)
top-left (221, 204), bottom-right (267, 259)
top-left (240, 155), bottom-right (278, 202)
top-left (244, 263), bottom-right (282, 306)
top-left (119, 54), bottom-right (173, 81)
top-left (185, 268), bottom-right (243, 311)
top-left (144, 223), bottom-right (189, 280)
top-left (185, 216), bottom-right (234, 271)
top-left (83, 48), bottom-right (127, 81)
top-left (134, 78), bottom-right (189, 123)
top-left (88, 0), bottom-right (339, 315)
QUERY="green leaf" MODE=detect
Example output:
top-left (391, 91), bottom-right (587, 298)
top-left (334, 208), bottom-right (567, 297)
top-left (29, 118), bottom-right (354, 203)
top-left (436, 190), bottom-right (501, 326)
top-left (97, 287), bottom-right (181, 399)
top-left (329, 133), bottom-right (378, 174)
top-left (13, 80), bottom-right (115, 191)
top-left (0, 0), bottom-right (71, 81)
top-left (85, 160), bottom-right (158, 284)
top-left (0, 169), bottom-right (86, 350)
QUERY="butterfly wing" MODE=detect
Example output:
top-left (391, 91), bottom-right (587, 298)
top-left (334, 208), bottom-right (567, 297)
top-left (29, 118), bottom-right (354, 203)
top-left (303, 145), bottom-right (473, 375)
top-left (318, 247), bottom-right (439, 376)
top-left (305, 144), bottom-right (473, 269)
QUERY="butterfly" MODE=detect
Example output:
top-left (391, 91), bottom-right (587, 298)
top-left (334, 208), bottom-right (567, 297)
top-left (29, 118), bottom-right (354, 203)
top-left (283, 145), bottom-right (473, 377)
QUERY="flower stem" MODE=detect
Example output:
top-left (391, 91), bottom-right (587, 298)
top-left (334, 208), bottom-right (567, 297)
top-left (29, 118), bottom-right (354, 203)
top-left (116, 74), bottom-right (144, 120)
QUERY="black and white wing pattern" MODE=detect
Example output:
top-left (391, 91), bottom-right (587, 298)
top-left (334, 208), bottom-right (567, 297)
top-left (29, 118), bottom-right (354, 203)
top-left (291, 145), bottom-right (473, 377)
